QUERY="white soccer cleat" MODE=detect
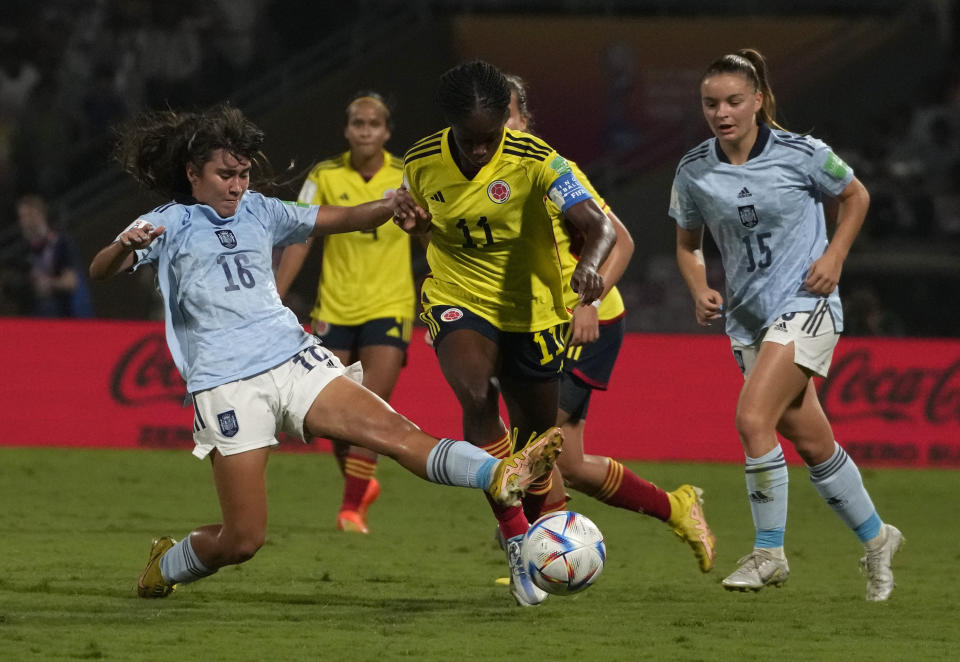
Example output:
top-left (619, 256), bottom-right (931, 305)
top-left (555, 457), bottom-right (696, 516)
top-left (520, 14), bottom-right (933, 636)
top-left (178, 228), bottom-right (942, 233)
top-left (860, 523), bottom-right (904, 601)
top-left (722, 548), bottom-right (790, 591)
top-left (506, 535), bottom-right (547, 607)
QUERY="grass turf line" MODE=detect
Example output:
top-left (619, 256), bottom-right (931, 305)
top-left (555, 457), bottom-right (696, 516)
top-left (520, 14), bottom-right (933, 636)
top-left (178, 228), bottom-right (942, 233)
top-left (0, 447), bottom-right (956, 661)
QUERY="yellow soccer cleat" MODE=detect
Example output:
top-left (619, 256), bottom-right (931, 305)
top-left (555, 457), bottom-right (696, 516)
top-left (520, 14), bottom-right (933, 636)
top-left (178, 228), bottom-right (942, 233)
top-left (667, 485), bottom-right (717, 573)
top-left (486, 428), bottom-right (563, 507)
top-left (137, 536), bottom-right (177, 598)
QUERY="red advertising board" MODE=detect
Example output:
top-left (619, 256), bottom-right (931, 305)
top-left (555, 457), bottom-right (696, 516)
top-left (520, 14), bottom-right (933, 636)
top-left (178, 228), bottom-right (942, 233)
top-left (1, 318), bottom-right (957, 468)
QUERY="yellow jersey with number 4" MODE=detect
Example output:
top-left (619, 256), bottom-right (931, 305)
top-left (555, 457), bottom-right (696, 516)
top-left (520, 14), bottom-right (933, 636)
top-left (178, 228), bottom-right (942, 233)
top-left (297, 150), bottom-right (413, 325)
top-left (404, 128), bottom-right (580, 332)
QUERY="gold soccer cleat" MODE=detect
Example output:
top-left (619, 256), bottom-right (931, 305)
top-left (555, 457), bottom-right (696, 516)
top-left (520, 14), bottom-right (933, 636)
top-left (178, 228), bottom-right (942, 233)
top-left (486, 428), bottom-right (564, 507)
top-left (137, 536), bottom-right (177, 598)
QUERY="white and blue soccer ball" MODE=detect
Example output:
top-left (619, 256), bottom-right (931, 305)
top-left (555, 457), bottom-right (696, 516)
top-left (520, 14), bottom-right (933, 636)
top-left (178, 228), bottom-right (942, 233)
top-left (521, 511), bottom-right (606, 595)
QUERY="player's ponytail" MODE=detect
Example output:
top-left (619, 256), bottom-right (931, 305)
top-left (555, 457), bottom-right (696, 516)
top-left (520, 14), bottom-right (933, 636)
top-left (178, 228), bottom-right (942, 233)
top-left (504, 73), bottom-right (534, 132)
top-left (703, 48), bottom-right (787, 132)
top-left (737, 49), bottom-right (784, 131)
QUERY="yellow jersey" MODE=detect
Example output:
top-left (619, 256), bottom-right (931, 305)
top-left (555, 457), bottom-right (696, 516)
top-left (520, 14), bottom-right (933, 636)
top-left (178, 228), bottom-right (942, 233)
top-left (548, 161), bottom-right (626, 323)
top-left (404, 128), bottom-right (574, 332)
top-left (297, 150), bottom-right (414, 325)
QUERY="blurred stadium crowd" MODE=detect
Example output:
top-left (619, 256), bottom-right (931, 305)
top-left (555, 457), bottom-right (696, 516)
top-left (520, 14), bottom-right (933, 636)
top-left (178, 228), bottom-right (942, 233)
top-left (0, 1), bottom-right (957, 335)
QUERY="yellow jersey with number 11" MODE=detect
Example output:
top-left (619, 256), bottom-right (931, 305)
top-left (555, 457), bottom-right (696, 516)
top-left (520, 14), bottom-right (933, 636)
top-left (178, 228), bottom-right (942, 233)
top-left (404, 128), bottom-right (587, 332)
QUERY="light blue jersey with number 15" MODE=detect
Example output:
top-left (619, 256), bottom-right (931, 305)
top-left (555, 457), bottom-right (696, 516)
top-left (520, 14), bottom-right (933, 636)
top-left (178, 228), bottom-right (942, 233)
top-left (669, 123), bottom-right (854, 344)
top-left (129, 191), bottom-right (318, 392)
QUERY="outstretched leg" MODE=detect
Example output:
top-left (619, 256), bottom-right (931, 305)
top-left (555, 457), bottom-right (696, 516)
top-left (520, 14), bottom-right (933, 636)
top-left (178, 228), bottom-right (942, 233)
top-left (304, 375), bottom-right (561, 501)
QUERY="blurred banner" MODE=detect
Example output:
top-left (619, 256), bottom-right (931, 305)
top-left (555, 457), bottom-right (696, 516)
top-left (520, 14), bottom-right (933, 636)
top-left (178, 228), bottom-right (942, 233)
top-left (450, 14), bottom-right (907, 169)
top-left (1, 319), bottom-right (957, 468)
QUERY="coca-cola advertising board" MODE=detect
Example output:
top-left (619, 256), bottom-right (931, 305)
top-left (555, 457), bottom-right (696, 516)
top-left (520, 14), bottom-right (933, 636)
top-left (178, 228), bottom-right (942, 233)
top-left (1, 318), bottom-right (956, 468)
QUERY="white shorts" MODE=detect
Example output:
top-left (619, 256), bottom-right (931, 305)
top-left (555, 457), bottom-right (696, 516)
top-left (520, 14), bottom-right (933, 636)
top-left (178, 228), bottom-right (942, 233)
top-left (730, 302), bottom-right (839, 379)
top-left (190, 344), bottom-right (364, 459)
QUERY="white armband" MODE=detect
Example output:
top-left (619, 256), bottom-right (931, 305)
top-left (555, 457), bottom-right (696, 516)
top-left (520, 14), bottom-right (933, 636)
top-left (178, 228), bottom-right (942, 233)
top-left (115, 218), bottom-right (152, 243)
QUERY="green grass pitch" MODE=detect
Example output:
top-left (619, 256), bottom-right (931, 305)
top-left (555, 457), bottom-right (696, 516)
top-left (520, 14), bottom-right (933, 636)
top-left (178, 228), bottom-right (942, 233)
top-left (1, 447), bottom-right (957, 661)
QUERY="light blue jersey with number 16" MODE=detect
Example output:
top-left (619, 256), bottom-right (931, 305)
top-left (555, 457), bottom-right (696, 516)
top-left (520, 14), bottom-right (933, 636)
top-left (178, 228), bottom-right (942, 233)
top-left (669, 123), bottom-right (854, 344)
top-left (129, 191), bottom-right (318, 392)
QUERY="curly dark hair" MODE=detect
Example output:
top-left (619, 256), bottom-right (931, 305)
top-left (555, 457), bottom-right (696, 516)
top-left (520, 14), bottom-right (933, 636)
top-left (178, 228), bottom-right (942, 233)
top-left (113, 103), bottom-right (266, 198)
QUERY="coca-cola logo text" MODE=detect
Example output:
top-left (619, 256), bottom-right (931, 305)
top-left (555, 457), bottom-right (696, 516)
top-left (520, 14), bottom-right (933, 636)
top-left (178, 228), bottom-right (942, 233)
top-left (820, 349), bottom-right (960, 425)
top-left (110, 332), bottom-right (185, 405)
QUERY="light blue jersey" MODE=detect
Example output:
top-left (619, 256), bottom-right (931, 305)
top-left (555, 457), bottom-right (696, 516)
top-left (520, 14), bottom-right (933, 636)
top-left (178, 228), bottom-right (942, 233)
top-left (130, 191), bottom-right (318, 392)
top-left (669, 123), bottom-right (854, 344)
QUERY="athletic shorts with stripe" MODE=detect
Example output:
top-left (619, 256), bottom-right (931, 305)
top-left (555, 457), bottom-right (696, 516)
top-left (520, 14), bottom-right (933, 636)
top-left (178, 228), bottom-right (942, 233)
top-left (421, 303), bottom-right (567, 380)
top-left (191, 342), bottom-right (362, 459)
top-left (559, 316), bottom-right (625, 419)
top-left (730, 301), bottom-right (839, 379)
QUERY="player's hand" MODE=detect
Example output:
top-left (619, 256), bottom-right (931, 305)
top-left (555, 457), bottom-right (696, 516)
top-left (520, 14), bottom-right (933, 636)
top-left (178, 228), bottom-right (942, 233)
top-left (804, 252), bottom-right (842, 296)
top-left (118, 221), bottom-right (165, 250)
top-left (695, 288), bottom-right (724, 326)
top-left (571, 264), bottom-right (604, 306)
top-left (569, 304), bottom-right (600, 346)
top-left (391, 187), bottom-right (432, 233)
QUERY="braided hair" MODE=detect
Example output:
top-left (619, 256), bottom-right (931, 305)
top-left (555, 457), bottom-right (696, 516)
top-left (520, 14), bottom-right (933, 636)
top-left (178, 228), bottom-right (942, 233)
top-left (437, 60), bottom-right (511, 125)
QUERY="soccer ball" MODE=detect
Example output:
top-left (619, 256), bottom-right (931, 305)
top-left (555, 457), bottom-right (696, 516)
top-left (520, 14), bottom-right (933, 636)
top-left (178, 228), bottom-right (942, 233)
top-left (521, 511), bottom-right (606, 595)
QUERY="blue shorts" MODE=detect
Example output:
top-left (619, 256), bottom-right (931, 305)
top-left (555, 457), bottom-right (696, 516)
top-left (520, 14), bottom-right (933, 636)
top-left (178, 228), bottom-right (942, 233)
top-left (421, 304), bottom-right (567, 381)
top-left (559, 316), bottom-right (625, 419)
top-left (313, 316), bottom-right (412, 352)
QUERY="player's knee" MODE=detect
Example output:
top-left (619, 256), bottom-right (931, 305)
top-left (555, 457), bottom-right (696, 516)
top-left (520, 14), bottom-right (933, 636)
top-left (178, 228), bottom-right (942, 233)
top-left (451, 380), bottom-right (498, 419)
top-left (555, 450), bottom-right (578, 476)
top-left (790, 434), bottom-right (834, 465)
top-left (734, 408), bottom-right (772, 444)
top-left (225, 531), bottom-right (265, 564)
top-left (554, 453), bottom-right (587, 488)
